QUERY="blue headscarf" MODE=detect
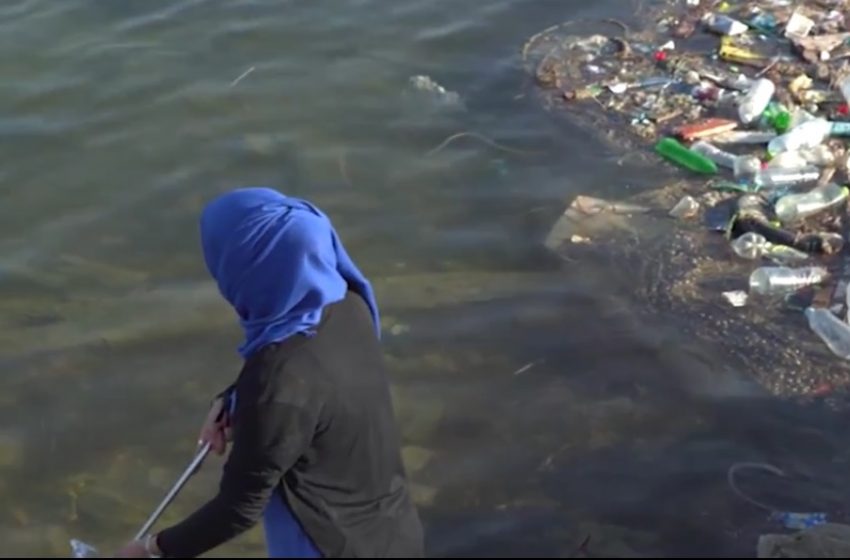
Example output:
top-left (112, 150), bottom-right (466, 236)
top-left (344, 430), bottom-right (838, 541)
top-left (200, 187), bottom-right (381, 358)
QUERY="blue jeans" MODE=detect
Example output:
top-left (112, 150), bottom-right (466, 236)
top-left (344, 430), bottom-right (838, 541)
top-left (263, 489), bottom-right (323, 558)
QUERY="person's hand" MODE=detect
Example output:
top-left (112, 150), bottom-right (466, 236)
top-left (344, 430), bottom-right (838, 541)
top-left (199, 396), bottom-right (231, 456)
top-left (115, 539), bottom-right (148, 558)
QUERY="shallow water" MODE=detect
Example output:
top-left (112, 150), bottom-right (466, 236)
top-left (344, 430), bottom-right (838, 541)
top-left (3, 0), bottom-right (850, 557)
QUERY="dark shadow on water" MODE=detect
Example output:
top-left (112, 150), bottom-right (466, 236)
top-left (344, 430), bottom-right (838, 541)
top-left (384, 289), bottom-right (850, 558)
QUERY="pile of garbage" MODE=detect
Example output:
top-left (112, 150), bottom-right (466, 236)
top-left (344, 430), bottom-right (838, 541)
top-left (528, 0), bottom-right (850, 366)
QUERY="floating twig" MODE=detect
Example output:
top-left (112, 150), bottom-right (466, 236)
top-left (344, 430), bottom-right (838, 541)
top-left (425, 131), bottom-right (545, 157)
top-left (230, 66), bottom-right (256, 88)
top-left (512, 359), bottom-right (542, 376)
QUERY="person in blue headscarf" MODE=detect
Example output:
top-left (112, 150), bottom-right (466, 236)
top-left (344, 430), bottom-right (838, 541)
top-left (117, 187), bottom-right (424, 559)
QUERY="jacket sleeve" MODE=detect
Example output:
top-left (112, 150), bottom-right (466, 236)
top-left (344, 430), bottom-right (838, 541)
top-left (156, 383), bottom-right (317, 558)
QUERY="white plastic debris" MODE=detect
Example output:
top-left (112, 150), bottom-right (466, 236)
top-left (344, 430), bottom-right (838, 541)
top-left (669, 195), bottom-right (700, 219)
top-left (608, 82), bottom-right (628, 94)
top-left (785, 11), bottom-right (815, 39)
top-left (723, 291), bottom-right (748, 307)
top-left (406, 75), bottom-right (464, 109)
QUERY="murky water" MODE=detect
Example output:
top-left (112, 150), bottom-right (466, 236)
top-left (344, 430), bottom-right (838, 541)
top-left (4, 0), bottom-right (850, 557)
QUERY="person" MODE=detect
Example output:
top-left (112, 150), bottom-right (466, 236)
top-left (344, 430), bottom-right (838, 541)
top-left (117, 187), bottom-right (425, 558)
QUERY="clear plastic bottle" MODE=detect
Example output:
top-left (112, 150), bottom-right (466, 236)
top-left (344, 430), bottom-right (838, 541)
top-left (752, 166), bottom-right (820, 189)
top-left (690, 141), bottom-right (738, 169)
top-left (713, 131), bottom-right (777, 145)
top-left (733, 155), bottom-right (761, 182)
top-left (805, 307), bottom-right (850, 359)
top-left (738, 78), bottom-right (775, 124)
top-left (767, 118), bottom-right (832, 156)
top-left (767, 151), bottom-right (809, 171)
top-left (787, 107), bottom-right (818, 130)
top-left (731, 232), bottom-right (767, 259)
top-left (774, 183), bottom-right (850, 223)
top-left (731, 232), bottom-right (809, 264)
top-left (799, 145), bottom-right (836, 167)
top-left (749, 266), bottom-right (828, 295)
top-left (768, 147), bottom-right (834, 170)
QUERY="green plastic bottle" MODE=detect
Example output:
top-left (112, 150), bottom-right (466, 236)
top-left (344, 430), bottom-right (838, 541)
top-left (762, 102), bottom-right (791, 133)
top-left (655, 137), bottom-right (718, 175)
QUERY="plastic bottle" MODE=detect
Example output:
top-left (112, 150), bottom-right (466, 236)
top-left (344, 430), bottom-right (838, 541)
top-left (761, 102), bottom-right (791, 133)
top-left (768, 146), bottom-right (834, 170)
top-left (731, 232), bottom-right (809, 263)
top-left (733, 155), bottom-right (761, 182)
top-left (738, 78), bottom-right (775, 124)
top-left (805, 307), bottom-right (850, 359)
top-left (787, 107), bottom-right (818, 130)
top-left (774, 183), bottom-right (850, 223)
top-left (767, 151), bottom-right (809, 171)
top-left (690, 141), bottom-right (738, 169)
top-left (713, 130), bottom-right (777, 145)
top-left (767, 118), bottom-right (832, 156)
top-left (703, 13), bottom-right (749, 36)
top-left (655, 137), bottom-right (718, 174)
top-left (800, 145), bottom-right (836, 167)
top-left (749, 266), bottom-right (828, 295)
top-left (752, 166), bottom-right (820, 189)
top-left (722, 73), bottom-right (753, 91)
top-left (732, 232), bottom-right (767, 259)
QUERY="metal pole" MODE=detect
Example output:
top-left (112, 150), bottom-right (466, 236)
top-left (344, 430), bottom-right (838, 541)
top-left (133, 442), bottom-right (212, 540)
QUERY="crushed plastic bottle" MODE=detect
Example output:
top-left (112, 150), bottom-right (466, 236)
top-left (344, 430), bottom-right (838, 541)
top-left (806, 307), bottom-right (850, 359)
top-left (767, 118), bottom-right (832, 156)
top-left (749, 266), bottom-right (828, 296)
top-left (774, 183), bottom-right (849, 223)
top-left (738, 78), bottom-right (775, 125)
top-left (752, 166), bottom-right (820, 189)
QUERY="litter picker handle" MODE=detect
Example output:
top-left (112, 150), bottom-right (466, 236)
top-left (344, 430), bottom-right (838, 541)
top-left (132, 391), bottom-right (235, 541)
top-left (134, 441), bottom-right (211, 541)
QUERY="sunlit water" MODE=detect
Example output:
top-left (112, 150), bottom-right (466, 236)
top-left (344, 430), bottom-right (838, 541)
top-left (3, 0), bottom-right (850, 557)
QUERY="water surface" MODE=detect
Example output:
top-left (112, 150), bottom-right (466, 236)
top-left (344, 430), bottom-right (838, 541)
top-left (2, 0), bottom-right (850, 557)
